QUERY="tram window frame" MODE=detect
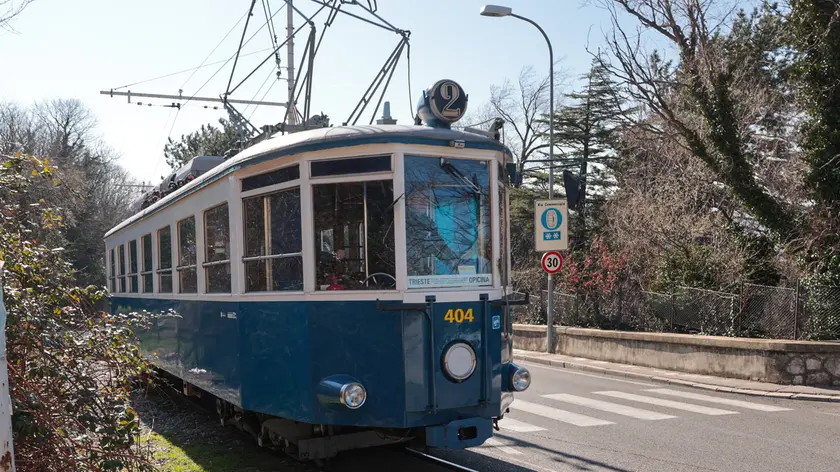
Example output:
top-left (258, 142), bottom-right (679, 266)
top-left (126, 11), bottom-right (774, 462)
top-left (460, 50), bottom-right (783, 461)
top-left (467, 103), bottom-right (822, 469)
top-left (403, 155), bottom-right (493, 290)
top-left (157, 226), bottom-right (173, 293)
top-left (108, 248), bottom-right (116, 293)
top-left (118, 244), bottom-right (126, 292)
top-left (127, 240), bottom-right (139, 293)
top-left (241, 165), bottom-right (300, 192)
top-left (242, 187), bottom-right (303, 292)
top-left (312, 179), bottom-right (396, 291)
top-left (141, 233), bottom-right (153, 293)
top-left (203, 203), bottom-right (231, 293)
top-left (310, 155), bottom-right (391, 178)
top-left (177, 216), bottom-right (198, 294)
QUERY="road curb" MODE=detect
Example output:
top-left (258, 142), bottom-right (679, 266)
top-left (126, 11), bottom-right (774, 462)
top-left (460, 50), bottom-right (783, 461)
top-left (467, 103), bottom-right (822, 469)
top-left (514, 354), bottom-right (840, 403)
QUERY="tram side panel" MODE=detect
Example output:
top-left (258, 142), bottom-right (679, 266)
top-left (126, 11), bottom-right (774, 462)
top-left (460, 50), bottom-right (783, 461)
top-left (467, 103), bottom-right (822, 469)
top-left (237, 300), bottom-right (314, 420)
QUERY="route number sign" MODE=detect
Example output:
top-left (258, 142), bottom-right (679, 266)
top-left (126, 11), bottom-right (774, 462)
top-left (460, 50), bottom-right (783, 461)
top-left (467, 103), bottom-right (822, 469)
top-left (535, 199), bottom-right (568, 251)
top-left (541, 251), bottom-right (563, 275)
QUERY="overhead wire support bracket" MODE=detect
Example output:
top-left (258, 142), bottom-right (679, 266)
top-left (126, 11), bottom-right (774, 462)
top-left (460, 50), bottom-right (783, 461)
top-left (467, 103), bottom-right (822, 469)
top-left (344, 34), bottom-right (408, 125)
top-left (226, 0), bottom-right (259, 96)
top-left (229, 1), bottom-right (327, 95)
top-left (368, 34), bottom-right (407, 125)
top-left (99, 90), bottom-right (287, 107)
top-left (308, 0), bottom-right (399, 33)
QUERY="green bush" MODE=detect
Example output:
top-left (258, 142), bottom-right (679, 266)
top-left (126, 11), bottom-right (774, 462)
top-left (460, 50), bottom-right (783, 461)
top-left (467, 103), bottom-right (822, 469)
top-left (1, 154), bottom-right (153, 471)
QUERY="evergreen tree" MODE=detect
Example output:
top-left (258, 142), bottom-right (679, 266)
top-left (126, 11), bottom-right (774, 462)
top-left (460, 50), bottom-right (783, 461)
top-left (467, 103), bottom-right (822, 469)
top-left (163, 118), bottom-right (238, 170)
top-left (550, 57), bottom-right (627, 249)
top-left (789, 0), bottom-right (840, 284)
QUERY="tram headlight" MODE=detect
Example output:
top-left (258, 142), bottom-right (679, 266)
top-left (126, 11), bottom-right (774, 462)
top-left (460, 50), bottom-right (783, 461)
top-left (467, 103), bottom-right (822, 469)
top-left (510, 365), bottom-right (531, 392)
top-left (442, 341), bottom-right (477, 382)
top-left (339, 382), bottom-right (367, 409)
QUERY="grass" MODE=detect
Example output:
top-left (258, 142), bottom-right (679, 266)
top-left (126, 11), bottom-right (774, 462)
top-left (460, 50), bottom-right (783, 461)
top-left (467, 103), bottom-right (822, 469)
top-left (142, 430), bottom-right (300, 472)
top-left (133, 385), bottom-right (308, 472)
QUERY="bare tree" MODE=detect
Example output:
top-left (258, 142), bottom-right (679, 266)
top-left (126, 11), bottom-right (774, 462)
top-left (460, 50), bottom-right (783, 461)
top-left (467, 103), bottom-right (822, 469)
top-left (465, 65), bottom-right (564, 187)
top-left (1, 0), bottom-right (34, 31)
top-left (599, 0), bottom-right (799, 243)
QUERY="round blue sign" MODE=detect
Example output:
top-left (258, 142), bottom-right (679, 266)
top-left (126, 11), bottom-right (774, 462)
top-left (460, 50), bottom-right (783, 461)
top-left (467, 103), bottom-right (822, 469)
top-left (541, 208), bottom-right (562, 231)
top-left (428, 79), bottom-right (468, 124)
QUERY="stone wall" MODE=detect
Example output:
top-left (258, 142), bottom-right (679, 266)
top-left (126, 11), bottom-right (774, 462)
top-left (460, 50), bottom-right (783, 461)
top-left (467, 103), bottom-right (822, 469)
top-left (514, 324), bottom-right (840, 387)
top-left (772, 353), bottom-right (840, 387)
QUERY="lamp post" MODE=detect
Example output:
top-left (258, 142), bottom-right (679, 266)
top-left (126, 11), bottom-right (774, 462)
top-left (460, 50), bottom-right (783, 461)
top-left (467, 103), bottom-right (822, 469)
top-left (481, 5), bottom-right (556, 353)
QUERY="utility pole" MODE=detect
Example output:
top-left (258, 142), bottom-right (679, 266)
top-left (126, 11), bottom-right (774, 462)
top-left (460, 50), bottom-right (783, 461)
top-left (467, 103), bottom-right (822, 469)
top-left (286, 0), bottom-right (297, 125)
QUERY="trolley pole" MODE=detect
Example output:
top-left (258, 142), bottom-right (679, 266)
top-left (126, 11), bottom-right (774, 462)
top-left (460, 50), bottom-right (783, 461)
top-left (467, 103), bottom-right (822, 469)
top-left (480, 5), bottom-right (556, 353)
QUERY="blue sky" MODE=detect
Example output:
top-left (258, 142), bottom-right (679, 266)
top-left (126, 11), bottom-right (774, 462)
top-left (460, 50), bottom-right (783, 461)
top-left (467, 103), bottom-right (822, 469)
top-left (1, 0), bottom-right (616, 183)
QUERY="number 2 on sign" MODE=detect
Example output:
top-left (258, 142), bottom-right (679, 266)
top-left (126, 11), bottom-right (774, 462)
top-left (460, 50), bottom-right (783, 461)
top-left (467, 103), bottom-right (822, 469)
top-left (444, 308), bottom-right (474, 324)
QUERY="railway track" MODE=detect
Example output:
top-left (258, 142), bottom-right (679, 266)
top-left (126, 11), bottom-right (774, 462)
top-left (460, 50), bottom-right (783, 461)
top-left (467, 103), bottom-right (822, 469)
top-left (405, 448), bottom-right (481, 472)
top-left (141, 377), bottom-right (482, 471)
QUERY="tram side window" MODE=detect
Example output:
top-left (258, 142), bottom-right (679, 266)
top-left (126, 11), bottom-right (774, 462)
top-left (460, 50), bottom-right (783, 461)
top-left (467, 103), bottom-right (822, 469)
top-left (128, 240), bottom-right (139, 293)
top-left (141, 234), bottom-right (153, 293)
top-left (313, 180), bottom-right (395, 291)
top-left (109, 248), bottom-right (116, 292)
top-left (158, 226), bottom-right (173, 293)
top-left (243, 188), bottom-right (303, 292)
top-left (118, 244), bottom-right (126, 292)
top-left (177, 217), bottom-right (198, 294)
top-left (204, 203), bottom-right (231, 293)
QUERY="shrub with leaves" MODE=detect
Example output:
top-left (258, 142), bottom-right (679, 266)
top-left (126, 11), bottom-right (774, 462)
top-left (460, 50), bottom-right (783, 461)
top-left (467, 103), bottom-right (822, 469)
top-left (558, 236), bottom-right (628, 329)
top-left (0, 154), bottom-right (152, 471)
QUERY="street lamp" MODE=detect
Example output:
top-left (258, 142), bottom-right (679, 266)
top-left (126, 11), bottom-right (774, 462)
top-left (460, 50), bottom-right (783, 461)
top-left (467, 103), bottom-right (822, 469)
top-left (481, 4), bottom-right (557, 353)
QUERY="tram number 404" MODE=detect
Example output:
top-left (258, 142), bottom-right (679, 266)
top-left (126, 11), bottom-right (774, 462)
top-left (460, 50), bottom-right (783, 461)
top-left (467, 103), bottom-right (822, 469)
top-left (444, 308), bottom-right (475, 324)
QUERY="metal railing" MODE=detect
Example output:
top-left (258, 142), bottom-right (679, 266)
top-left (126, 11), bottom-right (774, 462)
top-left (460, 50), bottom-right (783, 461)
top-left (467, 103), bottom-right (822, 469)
top-left (514, 281), bottom-right (840, 341)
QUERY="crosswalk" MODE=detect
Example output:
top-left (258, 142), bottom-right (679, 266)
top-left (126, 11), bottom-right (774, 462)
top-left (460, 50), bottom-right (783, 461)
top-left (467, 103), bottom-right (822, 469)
top-left (492, 387), bottom-right (792, 437)
top-left (471, 386), bottom-right (796, 467)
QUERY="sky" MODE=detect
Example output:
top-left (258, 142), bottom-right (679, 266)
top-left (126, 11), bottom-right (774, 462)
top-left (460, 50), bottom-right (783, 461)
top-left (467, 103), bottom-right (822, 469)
top-left (1, 0), bottom-right (618, 184)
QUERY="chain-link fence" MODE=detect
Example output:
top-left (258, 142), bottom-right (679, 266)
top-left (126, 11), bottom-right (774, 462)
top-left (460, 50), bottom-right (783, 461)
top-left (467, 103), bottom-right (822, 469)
top-left (517, 282), bottom-right (840, 340)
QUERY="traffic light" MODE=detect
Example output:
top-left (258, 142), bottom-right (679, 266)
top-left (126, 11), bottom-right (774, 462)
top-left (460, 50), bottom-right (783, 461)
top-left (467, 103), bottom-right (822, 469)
top-left (563, 169), bottom-right (581, 209)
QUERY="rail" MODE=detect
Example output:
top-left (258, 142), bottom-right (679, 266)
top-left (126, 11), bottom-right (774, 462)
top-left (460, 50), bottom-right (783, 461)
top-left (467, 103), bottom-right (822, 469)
top-left (405, 448), bottom-right (480, 471)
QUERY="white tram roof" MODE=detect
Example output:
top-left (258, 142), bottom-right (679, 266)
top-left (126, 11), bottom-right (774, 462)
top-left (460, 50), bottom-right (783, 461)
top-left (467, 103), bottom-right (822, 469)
top-left (105, 124), bottom-right (510, 238)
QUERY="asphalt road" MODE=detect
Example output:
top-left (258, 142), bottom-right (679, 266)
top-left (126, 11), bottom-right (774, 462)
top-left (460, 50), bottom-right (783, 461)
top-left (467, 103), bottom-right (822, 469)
top-left (426, 361), bottom-right (840, 472)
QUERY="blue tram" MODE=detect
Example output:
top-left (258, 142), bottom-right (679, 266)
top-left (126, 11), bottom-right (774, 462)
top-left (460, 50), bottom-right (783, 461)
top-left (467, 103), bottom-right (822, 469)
top-left (106, 80), bottom-right (531, 461)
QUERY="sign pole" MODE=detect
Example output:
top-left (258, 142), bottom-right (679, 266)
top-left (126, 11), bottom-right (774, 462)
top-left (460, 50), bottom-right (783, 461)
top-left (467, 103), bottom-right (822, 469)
top-left (535, 201), bottom-right (568, 354)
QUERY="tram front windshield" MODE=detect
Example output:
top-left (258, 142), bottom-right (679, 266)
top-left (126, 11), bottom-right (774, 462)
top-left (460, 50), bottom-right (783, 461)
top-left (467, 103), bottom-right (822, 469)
top-left (404, 156), bottom-right (492, 289)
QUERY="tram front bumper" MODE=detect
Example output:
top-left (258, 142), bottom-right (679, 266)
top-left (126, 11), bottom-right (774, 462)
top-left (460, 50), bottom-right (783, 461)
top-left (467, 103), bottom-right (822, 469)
top-left (424, 417), bottom-right (493, 449)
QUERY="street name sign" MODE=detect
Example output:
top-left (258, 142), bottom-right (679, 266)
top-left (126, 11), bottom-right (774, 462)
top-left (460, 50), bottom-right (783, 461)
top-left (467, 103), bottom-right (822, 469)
top-left (535, 199), bottom-right (568, 251)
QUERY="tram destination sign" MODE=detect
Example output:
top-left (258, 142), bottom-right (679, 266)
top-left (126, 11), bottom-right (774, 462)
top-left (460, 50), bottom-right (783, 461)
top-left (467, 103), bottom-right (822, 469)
top-left (408, 274), bottom-right (492, 289)
top-left (534, 199), bottom-right (568, 251)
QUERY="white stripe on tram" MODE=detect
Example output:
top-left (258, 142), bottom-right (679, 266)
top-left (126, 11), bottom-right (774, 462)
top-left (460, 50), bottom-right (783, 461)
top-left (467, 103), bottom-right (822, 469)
top-left (594, 391), bottom-right (738, 416)
top-left (484, 437), bottom-right (522, 455)
top-left (511, 400), bottom-right (614, 427)
top-left (497, 418), bottom-right (547, 433)
top-left (542, 393), bottom-right (677, 420)
top-left (645, 388), bottom-right (793, 412)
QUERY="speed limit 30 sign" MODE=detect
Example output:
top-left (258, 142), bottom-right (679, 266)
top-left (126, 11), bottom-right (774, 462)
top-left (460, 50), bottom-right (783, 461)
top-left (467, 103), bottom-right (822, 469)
top-left (541, 251), bottom-right (564, 275)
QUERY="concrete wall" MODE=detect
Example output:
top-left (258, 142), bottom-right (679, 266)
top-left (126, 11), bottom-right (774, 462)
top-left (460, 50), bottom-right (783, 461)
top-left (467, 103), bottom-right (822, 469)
top-left (514, 324), bottom-right (840, 387)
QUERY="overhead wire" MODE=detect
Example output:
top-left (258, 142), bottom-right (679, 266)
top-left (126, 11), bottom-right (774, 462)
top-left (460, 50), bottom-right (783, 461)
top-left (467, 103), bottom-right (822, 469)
top-left (150, 107), bottom-right (179, 179)
top-left (181, 10), bottom-right (249, 90)
top-left (247, 78), bottom-right (280, 122)
top-left (242, 68), bottom-right (279, 117)
top-left (111, 48), bottom-right (274, 91)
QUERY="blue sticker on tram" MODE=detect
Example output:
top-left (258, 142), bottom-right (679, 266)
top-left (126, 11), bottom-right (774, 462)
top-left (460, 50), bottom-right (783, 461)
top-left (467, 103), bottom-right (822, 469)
top-left (492, 315), bottom-right (501, 330)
